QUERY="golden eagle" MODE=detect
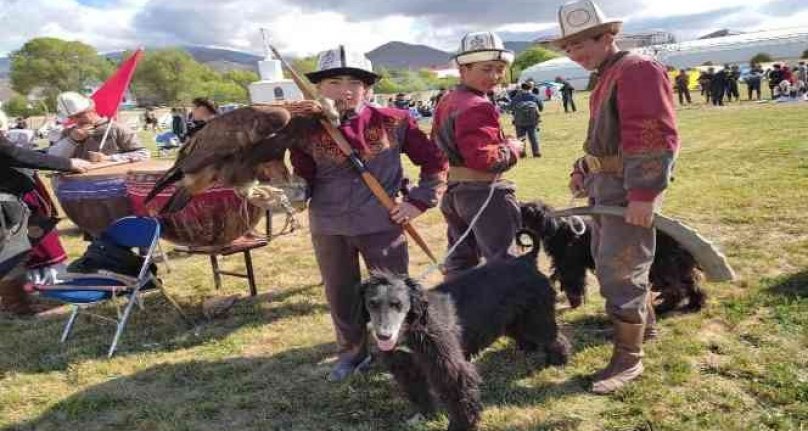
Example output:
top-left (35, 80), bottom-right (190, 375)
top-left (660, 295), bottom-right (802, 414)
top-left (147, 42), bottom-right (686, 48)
top-left (145, 102), bottom-right (321, 213)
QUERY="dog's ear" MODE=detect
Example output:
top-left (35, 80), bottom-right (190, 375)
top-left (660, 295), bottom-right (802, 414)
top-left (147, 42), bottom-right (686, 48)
top-left (357, 279), bottom-right (371, 324)
top-left (520, 202), bottom-right (536, 224)
top-left (545, 214), bottom-right (560, 234)
top-left (403, 277), bottom-right (429, 324)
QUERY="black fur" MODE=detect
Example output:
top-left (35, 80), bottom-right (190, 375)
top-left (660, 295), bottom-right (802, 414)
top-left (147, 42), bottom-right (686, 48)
top-left (360, 232), bottom-right (571, 430)
top-left (520, 200), bottom-right (706, 313)
top-left (361, 274), bottom-right (482, 431)
top-left (435, 230), bottom-right (571, 364)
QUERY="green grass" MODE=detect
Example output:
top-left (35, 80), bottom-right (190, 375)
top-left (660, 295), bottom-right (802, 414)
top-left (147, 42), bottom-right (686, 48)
top-left (2, 99), bottom-right (807, 431)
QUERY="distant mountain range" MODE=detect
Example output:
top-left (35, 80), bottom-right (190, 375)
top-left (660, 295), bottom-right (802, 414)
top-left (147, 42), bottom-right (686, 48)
top-left (0, 40), bottom-right (538, 100)
top-left (366, 41), bottom-right (536, 69)
top-left (1, 40), bottom-right (538, 80)
top-left (367, 42), bottom-right (452, 69)
top-left (0, 27), bottom-right (743, 83)
top-left (101, 46), bottom-right (263, 73)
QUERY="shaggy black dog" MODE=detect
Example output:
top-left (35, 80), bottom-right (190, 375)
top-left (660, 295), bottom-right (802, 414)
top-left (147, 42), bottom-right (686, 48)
top-left (520, 200), bottom-right (706, 313)
top-left (361, 273), bottom-right (482, 431)
top-left (359, 231), bottom-right (571, 430)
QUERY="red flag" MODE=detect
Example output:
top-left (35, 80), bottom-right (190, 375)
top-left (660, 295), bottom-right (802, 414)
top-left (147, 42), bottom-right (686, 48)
top-left (91, 48), bottom-right (144, 119)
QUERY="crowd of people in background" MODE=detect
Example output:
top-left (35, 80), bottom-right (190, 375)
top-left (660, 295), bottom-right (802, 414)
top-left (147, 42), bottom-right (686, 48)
top-left (684, 61), bottom-right (808, 106)
top-left (4, 60), bottom-right (805, 157)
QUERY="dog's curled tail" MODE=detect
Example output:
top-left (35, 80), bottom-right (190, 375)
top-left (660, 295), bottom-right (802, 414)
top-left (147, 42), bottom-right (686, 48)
top-left (515, 228), bottom-right (541, 259)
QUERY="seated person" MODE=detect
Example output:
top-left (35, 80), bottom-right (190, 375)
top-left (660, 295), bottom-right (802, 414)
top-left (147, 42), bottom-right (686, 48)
top-left (48, 92), bottom-right (149, 162)
top-left (184, 98), bottom-right (218, 141)
top-left (1, 133), bottom-right (91, 315)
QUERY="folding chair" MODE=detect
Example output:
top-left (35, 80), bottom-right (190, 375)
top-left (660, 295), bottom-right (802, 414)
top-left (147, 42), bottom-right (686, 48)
top-left (34, 216), bottom-right (186, 357)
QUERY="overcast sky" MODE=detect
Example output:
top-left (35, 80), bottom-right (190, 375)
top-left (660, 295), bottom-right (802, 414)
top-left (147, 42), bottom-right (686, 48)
top-left (0, 0), bottom-right (805, 57)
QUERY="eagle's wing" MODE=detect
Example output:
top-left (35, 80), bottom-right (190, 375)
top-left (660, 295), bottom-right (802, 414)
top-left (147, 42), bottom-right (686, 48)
top-left (145, 105), bottom-right (292, 213)
top-left (176, 105), bottom-right (291, 174)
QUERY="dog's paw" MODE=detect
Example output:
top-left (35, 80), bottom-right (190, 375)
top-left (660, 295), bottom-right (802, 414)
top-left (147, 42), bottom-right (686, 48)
top-left (405, 413), bottom-right (426, 427)
top-left (546, 335), bottom-right (572, 366)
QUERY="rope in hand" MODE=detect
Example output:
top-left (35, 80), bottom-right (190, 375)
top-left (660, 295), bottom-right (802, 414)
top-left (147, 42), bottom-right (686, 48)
top-left (416, 175), bottom-right (500, 281)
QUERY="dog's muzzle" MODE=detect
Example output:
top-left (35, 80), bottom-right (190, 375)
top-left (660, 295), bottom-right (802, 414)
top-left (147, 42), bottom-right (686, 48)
top-left (373, 331), bottom-right (398, 351)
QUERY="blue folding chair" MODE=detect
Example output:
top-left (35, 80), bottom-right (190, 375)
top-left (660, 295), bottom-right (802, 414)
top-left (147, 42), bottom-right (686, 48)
top-left (35, 216), bottom-right (186, 357)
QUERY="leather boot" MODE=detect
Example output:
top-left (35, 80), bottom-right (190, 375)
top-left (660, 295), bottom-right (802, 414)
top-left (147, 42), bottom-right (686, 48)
top-left (644, 292), bottom-right (659, 341)
top-left (0, 274), bottom-right (33, 316)
top-left (591, 319), bottom-right (645, 394)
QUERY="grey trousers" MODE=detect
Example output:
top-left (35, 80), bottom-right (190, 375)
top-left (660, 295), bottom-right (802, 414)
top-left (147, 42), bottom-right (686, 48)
top-left (440, 180), bottom-right (522, 277)
top-left (586, 174), bottom-right (655, 324)
top-left (312, 229), bottom-right (408, 362)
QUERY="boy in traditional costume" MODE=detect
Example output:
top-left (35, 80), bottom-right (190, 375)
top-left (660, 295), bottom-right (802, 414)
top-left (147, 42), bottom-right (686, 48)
top-left (431, 32), bottom-right (523, 278)
top-left (289, 46), bottom-right (448, 381)
top-left (556, 0), bottom-right (680, 393)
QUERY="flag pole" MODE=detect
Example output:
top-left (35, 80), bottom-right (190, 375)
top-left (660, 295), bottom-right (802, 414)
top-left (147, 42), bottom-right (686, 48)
top-left (97, 119), bottom-right (114, 151)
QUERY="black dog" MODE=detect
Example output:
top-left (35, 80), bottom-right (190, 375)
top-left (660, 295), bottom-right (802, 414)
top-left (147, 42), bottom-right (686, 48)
top-left (520, 200), bottom-right (706, 313)
top-left (360, 231), bottom-right (571, 430)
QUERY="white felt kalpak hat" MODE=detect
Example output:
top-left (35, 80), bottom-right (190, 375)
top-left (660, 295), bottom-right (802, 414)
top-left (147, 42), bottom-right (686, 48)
top-left (305, 45), bottom-right (379, 86)
top-left (454, 31), bottom-right (514, 66)
top-left (552, 0), bottom-right (622, 47)
top-left (56, 91), bottom-right (94, 119)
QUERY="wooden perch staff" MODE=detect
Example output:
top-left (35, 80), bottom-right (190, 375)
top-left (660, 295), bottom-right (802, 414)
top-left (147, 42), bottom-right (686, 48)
top-left (268, 44), bottom-right (439, 264)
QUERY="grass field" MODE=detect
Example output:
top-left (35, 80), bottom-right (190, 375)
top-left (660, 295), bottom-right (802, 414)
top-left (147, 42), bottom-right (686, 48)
top-left (1, 98), bottom-right (806, 431)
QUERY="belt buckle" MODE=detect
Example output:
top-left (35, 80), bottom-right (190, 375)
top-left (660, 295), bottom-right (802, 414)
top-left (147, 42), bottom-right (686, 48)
top-left (586, 155), bottom-right (602, 173)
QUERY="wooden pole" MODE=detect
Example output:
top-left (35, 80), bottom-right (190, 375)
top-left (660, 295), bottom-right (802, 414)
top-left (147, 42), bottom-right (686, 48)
top-left (268, 45), bottom-right (439, 264)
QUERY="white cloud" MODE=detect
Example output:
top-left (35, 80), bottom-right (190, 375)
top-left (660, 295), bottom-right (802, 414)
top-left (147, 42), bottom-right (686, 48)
top-left (0, 0), bottom-right (143, 55)
top-left (0, 0), bottom-right (805, 57)
top-left (262, 9), bottom-right (424, 55)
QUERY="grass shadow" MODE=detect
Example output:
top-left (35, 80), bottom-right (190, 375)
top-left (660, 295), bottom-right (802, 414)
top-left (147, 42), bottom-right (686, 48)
top-left (0, 283), bottom-right (327, 377)
top-left (474, 345), bottom-right (590, 407)
top-left (4, 341), bottom-right (595, 431)
top-left (3, 344), bottom-right (423, 431)
top-left (765, 270), bottom-right (808, 299)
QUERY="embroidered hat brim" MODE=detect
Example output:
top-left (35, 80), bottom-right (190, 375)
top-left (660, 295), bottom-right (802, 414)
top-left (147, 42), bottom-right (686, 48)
top-left (454, 50), bottom-right (515, 66)
top-left (306, 68), bottom-right (379, 86)
top-left (552, 21), bottom-right (622, 47)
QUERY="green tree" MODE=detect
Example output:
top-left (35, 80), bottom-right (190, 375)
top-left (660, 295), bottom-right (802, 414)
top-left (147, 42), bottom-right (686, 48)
top-left (512, 46), bottom-right (559, 82)
top-left (750, 53), bottom-right (773, 65)
top-left (375, 76), bottom-right (400, 95)
top-left (2, 95), bottom-right (44, 117)
top-left (9, 37), bottom-right (111, 109)
top-left (801, 49), bottom-right (808, 59)
top-left (198, 80), bottom-right (249, 104)
top-left (222, 69), bottom-right (260, 91)
top-left (288, 55), bottom-right (318, 77)
top-left (374, 68), bottom-right (401, 94)
top-left (131, 48), bottom-right (211, 105)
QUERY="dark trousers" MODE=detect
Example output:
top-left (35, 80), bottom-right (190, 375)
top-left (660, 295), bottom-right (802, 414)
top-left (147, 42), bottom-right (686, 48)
top-left (701, 85), bottom-right (711, 103)
top-left (711, 87), bottom-right (725, 106)
top-left (312, 229), bottom-right (408, 362)
top-left (748, 82), bottom-right (761, 100)
top-left (727, 82), bottom-right (739, 101)
top-left (440, 181), bottom-right (521, 277)
top-left (676, 87), bottom-right (691, 105)
top-left (562, 94), bottom-right (577, 112)
top-left (515, 125), bottom-right (541, 156)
